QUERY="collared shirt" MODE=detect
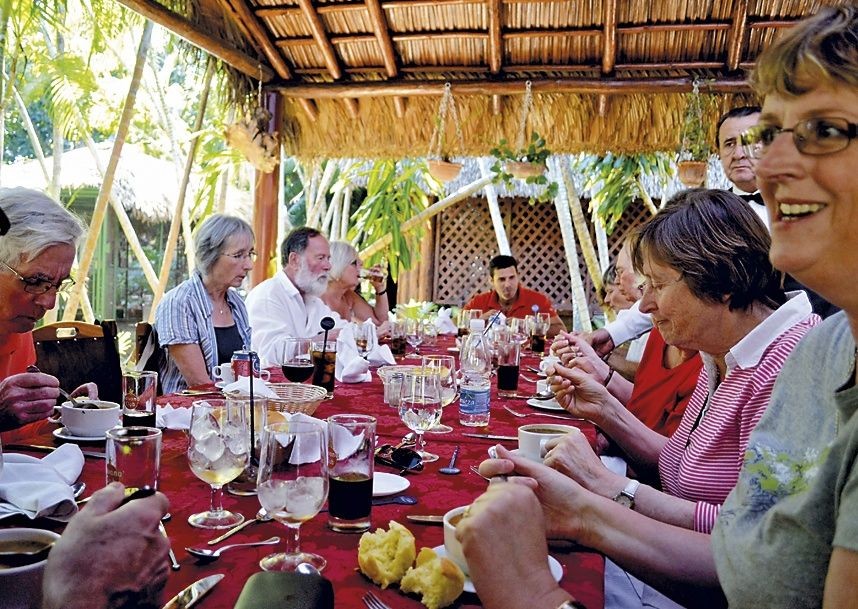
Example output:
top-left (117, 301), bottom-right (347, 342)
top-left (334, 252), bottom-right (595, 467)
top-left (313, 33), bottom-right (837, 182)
top-left (463, 286), bottom-right (558, 318)
top-left (732, 186), bottom-right (769, 229)
top-left (154, 271), bottom-right (252, 394)
top-left (658, 291), bottom-right (819, 533)
top-left (246, 271), bottom-right (343, 366)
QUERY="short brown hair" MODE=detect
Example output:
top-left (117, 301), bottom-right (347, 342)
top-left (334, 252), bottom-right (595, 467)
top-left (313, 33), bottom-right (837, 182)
top-left (630, 189), bottom-right (784, 312)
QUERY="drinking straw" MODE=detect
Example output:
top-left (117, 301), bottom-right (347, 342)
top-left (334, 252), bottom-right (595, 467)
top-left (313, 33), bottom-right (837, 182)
top-left (483, 309), bottom-right (503, 335)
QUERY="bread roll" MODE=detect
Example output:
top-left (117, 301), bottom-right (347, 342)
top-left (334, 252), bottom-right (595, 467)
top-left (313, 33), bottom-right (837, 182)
top-left (400, 547), bottom-right (465, 609)
top-left (357, 521), bottom-right (417, 588)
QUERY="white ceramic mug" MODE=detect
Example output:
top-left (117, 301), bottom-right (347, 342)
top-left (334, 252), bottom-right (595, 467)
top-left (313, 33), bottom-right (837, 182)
top-left (212, 364), bottom-right (236, 384)
top-left (0, 528), bottom-right (61, 609)
top-left (443, 505), bottom-right (470, 574)
top-left (517, 423), bottom-right (578, 461)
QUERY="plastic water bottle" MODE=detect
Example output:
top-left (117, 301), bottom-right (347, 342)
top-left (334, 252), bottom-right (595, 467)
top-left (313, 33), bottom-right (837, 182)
top-left (459, 318), bottom-right (492, 426)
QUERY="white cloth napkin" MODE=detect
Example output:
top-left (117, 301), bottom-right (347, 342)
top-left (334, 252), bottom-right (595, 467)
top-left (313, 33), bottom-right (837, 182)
top-left (156, 402), bottom-right (192, 430)
top-left (276, 412), bottom-right (362, 463)
top-left (336, 324), bottom-right (371, 383)
top-left (222, 376), bottom-right (278, 398)
top-left (0, 444), bottom-right (84, 521)
top-left (600, 455), bottom-right (628, 477)
top-left (435, 307), bottom-right (458, 335)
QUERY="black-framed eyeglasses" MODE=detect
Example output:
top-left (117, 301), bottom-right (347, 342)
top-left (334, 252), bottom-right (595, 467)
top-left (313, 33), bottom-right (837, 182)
top-left (222, 249), bottom-right (257, 261)
top-left (741, 117), bottom-right (858, 159)
top-left (375, 444), bottom-right (424, 472)
top-left (1, 261), bottom-right (75, 295)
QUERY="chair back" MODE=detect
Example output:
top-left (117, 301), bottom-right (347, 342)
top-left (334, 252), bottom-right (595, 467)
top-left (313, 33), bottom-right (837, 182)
top-left (134, 321), bottom-right (165, 394)
top-left (33, 320), bottom-right (123, 404)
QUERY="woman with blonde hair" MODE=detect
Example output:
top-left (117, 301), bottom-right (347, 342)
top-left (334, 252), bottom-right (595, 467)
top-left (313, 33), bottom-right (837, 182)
top-left (321, 241), bottom-right (389, 325)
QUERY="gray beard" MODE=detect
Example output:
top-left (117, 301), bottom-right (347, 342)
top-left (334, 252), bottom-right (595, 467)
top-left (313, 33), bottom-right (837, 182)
top-left (294, 262), bottom-right (328, 297)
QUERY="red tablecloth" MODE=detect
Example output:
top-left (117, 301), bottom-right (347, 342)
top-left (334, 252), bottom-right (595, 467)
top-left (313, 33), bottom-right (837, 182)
top-left (6, 337), bottom-right (604, 609)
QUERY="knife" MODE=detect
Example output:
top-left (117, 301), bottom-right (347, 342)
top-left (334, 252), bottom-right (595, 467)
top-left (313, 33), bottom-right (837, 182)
top-left (5, 443), bottom-right (106, 459)
top-left (161, 574), bottom-right (223, 609)
top-left (406, 514), bottom-right (444, 524)
top-left (462, 433), bottom-right (517, 441)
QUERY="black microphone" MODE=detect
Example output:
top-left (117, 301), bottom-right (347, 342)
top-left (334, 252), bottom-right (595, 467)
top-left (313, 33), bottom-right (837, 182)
top-left (320, 317), bottom-right (336, 332)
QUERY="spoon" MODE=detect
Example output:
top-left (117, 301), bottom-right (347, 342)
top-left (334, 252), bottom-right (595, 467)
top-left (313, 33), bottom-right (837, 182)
top-left (26, 364), bottom-right (83, 406)
top-left (318, 494), bottom-right (417, 513)
top-left (72, 481), bottom-right (86, 499)
top-left (186, 536), bottom-right (280, 562)
top-left (297, 562), bottom-right (321, 576)
top-left (207, 508), bottom-right (272, 545)
top-left (439, 445), bottom-right (461, 475)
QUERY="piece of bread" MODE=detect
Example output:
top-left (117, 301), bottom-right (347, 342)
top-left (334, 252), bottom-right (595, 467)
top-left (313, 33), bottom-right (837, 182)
top-left (400, 547), bottom-right (465, 609)
top-left (358, 521), bottom-right (417, 588)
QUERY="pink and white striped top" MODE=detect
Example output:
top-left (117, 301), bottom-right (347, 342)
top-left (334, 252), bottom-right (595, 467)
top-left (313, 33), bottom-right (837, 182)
top-left (658, 293), bottom-right (819, 533)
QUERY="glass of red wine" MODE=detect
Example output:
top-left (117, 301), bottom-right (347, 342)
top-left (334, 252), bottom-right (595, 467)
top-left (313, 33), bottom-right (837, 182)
top-left (279, 338), bottom-right (314, 383)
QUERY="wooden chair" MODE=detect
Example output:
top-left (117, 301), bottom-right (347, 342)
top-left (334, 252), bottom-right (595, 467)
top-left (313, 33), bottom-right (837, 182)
top-left (134, 321), bottom-right (165, 394)
top-left (33, 320), bottom-right (123, 404)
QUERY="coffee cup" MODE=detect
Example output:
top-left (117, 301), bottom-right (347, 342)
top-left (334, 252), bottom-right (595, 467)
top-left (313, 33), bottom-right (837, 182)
top-left (539, 355), bottom-right (560, 374)
top-left (60, 400), bottom-right (120, 437)
top-left (537, 379), bottom-right (551, 395)
top-left (0, 528), bottom-right (61, 609)
top-left (442, 505), bottom-right (470, 574)
top-left (517, 423), bottom-right (578, 461)
top-left (212, 364), bottom-right (236, 385)
top-left (237, 369), bottom-right (271, 383)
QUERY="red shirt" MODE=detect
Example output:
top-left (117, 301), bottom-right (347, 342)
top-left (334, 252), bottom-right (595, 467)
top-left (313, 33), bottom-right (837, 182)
top-left (627, 328), bottom-right (701, 437)
top-left (464, 286), bottom-right (558, 318)
top-left (0, 331), bottom-right (48, 443)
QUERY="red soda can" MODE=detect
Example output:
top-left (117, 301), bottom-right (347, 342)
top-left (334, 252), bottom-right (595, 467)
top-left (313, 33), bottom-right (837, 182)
top-left (231, 350), bottom-right (260, 378)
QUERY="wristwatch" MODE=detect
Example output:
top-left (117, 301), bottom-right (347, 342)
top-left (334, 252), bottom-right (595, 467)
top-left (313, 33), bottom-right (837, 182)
top-left (612, 479), bottom-right (640, 509)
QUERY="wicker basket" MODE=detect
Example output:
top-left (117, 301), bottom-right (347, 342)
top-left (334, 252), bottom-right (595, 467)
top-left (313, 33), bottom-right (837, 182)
top-left (266, 383), bottom-right (327, 415)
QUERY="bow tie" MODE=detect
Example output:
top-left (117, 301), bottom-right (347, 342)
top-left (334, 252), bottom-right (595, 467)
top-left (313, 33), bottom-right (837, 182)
top-left (738, 192), bottom-right (764, 205)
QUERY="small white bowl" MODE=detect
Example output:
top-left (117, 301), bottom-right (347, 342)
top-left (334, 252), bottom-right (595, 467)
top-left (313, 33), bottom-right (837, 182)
top-left (60, 400), bottom-right (120, 438)
top-left (442, 505), bottom-right (470, 575)
top-left (0, 528), bottom-right (61, 609)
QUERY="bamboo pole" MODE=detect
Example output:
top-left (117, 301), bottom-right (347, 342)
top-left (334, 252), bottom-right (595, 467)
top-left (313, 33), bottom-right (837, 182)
top-left (418, 218), bottom-right (434, 301)
top-left (63, 22), bottom-right (153, 321)
top-left (306, 161), bottom-right (336, 229)
top-left (149, 58), bottom-right (216, 323)
top-left (340, 186), bottom-right (351, 241)
top-left (478, 157), bottom-right (510, 255)
top-left (593, 210), bottom-right (609, 272)
top-left (360, 174), bottom-right (494, 258)
top-left (637, 177), bottom-right (659, 216)
top-left (322, 187), bottom-right (340, 236)
top-left (12, 86), bottom-right (50, 184)
top-left (329, 186), bottom-right (342, 239)
top-left (556, 158), bottom-right (602, 294)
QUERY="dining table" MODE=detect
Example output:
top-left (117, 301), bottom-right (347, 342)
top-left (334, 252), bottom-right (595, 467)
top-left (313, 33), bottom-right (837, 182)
top-left (4, 335), bottom-right (605, 609)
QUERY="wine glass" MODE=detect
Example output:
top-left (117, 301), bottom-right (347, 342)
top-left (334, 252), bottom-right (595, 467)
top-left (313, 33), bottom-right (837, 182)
top-left (405, 318), bottom-right (424, 359)
top-left (354, 322), bottom-right (371, 358)
top-left (422, 355), bottom-right (457, 434)
top-left (256, 420), bottom-right (329, 571)
top-left (399, 370), bottom-right (442, 462)
top-left (279, 338), bottom-right (314, 383)
top-left (508, 317), bottom-right (530, 347)
top-left (187, 399), bottom-right (249, 529)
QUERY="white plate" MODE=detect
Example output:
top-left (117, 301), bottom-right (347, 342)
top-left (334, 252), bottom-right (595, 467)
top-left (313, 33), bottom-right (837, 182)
top-left (446, 347), bottom-right (460, 354)
top-left (432, 545), bottom-right (562, 594)
top-left (372, 472), bottom-right (410, 497)
top-left (526, 398), bottom-right (565, 411)
top-left (52, 427), bottom-right (107, 442)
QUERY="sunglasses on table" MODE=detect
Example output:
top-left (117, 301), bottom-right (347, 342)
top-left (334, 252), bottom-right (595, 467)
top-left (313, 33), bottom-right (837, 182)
top-left (375, 444), bottom-right (424, 472)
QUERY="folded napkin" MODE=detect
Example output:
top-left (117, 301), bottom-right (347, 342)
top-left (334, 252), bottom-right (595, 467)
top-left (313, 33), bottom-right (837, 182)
top-left (0, 443), bottom-right (84, 521)
top-left (336, 324), bottom-right (371, 383)
top-left (600, 455), bottom-right (628, 477)
top-left (277, 412), bottom-right (362, 463)
top-left (223, 376), bottom-right (278, 398)
top-left (435, 307), bottom-right (458, 335)
top-left (156, 402), bottom-right (192, 430)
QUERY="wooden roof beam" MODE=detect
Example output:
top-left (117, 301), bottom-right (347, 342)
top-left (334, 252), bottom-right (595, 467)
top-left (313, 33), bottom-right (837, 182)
top-left (364, 0), bottom-right (407, 116)
top-left (601, 0), bottom-right (616, 74)
top-left (727, 0), bottom-right (749, 71)
top-left (487, 0), bottom-right (502, 74)
top-left (296, 0), bottom-right (344, 80)
top-left (274, 76), bottom-right (750, 98)
top-left (113, 0), bottom-right (274, 80)
top-left (219, 0), bottom-right (293, 79)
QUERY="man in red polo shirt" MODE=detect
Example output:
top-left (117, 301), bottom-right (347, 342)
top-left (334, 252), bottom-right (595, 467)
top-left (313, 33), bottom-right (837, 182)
top-left (463, 255), bottom-right (565, 337)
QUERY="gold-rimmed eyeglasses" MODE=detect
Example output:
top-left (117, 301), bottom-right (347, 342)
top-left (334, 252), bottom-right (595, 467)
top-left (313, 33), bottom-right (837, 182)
top-left (741, 117), bottom-right (858, 159)
top-left (638, 275), bottom-right (683, 297)
top-left (1, 261), bottom-right (76, 295)
top-left (222, 249), bottom-right (257, 261)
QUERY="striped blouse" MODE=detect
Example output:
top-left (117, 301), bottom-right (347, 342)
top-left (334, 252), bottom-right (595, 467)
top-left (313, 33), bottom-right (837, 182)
top-left (658, 292), bottom-right (819, 534)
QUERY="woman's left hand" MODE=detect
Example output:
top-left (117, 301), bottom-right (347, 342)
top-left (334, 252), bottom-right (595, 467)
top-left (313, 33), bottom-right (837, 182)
top-left (543, 432), bottom-right (625, 497)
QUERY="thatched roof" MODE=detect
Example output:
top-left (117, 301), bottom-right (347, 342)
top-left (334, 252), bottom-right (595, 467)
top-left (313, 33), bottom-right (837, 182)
top-left (113, 0), bottom-right (848, 158)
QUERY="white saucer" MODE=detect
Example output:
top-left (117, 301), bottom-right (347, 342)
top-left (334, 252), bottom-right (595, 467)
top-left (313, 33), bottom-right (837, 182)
top-left (372, 472), bottom-right (410, 497)
top-left (214, 380), bottom-right (229, 389)
top-left (52, 427), bottom-right (107, 442)
top-left (527, 398), bottom-right (565, 411)
top-left (446, 347), bottom-right (460, 354)
top-left (432, 545), bottom-right (562, 593)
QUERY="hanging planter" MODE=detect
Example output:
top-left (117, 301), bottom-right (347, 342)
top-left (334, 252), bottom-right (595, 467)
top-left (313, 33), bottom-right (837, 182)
top-left (677, 160), bottom-right (708, 187)
top-left (676, 77), bottom-right (714, 187)
top-left (225, 78), bottom-right (280, 173)
top-left (504, 160), bottom-right (546, 179)
top-left (426, 83), bottom-right (465, 182)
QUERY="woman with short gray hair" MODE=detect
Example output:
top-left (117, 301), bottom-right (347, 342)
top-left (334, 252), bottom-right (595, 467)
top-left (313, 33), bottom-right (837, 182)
top-left (154, 214), bottom-right (254, 393)
top-left (321, 240), bottom-right (389, 325)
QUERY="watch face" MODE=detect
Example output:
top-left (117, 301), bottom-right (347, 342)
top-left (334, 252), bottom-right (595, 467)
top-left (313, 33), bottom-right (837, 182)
top-left (614, 494), bottom-right (633, 508)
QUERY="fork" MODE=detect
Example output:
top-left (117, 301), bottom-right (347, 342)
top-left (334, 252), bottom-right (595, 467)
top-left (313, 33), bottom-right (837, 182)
top-left (503, 405), bottom-right (582, 421)
top-left (363, 591), bottom-right (393, 609)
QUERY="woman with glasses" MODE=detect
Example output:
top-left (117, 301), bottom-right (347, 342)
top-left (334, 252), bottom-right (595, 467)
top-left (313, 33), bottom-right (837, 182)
top-left (321, 241), bottom-right (389, 325)
top-left (154, 214), bottom-right (254, 393)
top-left (0, 188), bottom-right (93, 436)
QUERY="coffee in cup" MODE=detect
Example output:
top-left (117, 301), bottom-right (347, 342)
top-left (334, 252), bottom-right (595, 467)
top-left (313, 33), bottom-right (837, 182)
top-left (517, 423), bottom-right (578, 461)
top-left (442, 505), bottom-right (470, 574)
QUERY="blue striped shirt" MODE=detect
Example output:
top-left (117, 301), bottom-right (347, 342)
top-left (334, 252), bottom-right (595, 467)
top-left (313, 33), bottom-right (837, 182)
top-left (154, 271), bottom-right (252, 394)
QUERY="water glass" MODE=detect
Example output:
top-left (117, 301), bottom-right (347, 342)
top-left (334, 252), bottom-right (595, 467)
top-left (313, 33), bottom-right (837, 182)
top-left (384, 371), bottom-right (405, 406)
top-left (508, 317), bottom-right (530, 346)
top-left (187, 399), bottom-right (249, 529)
top-left (226, 395), bottom-right (267, 497)
top-left (422, 355), bottom-right (456, 434)
top-left (106, 427), bottom-right (162, 493)
top-left (122, 370), bottom-right (158, 428)
top-left (354, 322), bottom-right (371, 357)
top-left (405, 318), bottom-right (424, 359)
top-left (257, 420), bottom-right (328, 571)
top-left (279, 338), bottom-right (314, 383)
top-left (326, 414), bottom-right (377, 533)
top-left (399, 372), bottom-right (442, 463)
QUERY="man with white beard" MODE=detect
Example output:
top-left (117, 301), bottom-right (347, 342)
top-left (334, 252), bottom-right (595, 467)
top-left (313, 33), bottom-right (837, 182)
top-left (247, 226), bottom-right (343, 365)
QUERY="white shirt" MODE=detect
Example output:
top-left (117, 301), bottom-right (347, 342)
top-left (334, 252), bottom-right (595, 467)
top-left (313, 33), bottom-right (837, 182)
top-left (732, 186), bottom-right (770, 229)
top-left (246, 271), bottom-right (343, 365)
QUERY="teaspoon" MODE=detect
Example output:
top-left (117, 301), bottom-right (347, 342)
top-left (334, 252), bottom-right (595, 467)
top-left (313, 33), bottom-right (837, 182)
top-left (186, 536), bottom-right (280, 562)
top-left (207, 508), bottom-right (272, 545)
top-left (438, 445), bottom-right (461, 475)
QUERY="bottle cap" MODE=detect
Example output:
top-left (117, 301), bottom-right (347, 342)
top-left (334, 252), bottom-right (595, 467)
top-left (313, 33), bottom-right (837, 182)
top-left (469, 319), bottom-right (486, 333)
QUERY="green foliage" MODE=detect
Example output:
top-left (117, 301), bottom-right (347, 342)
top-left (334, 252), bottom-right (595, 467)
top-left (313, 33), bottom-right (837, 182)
top-left (489, 132), bottom-right (558, 204)
top-left (678, 88), bottom-right (717, 161)
top-left (572, 152), bottom-right (674, 232)
top-left (339, 159), bottom-right (438, 282)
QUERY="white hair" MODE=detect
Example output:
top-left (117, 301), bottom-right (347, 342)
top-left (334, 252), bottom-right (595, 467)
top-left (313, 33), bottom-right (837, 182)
top-left (0, 188), bottom-right (86, 264)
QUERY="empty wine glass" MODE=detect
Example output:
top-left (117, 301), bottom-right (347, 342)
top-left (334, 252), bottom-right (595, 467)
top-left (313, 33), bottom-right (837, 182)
top-left (187, 399), bottom-right (250, 529)
top-left (508, 317), bottom-right (530, 347)
top-left (256, 420), bottom-right (329, 571)
top-left (405, 318), bottom-right (424, 359)
top-left (279, 338), bottom-right (314, 383)
top-left (422, 355), bottom-right (457, 434)
top-left (399, 370), bottom-right (442, 462)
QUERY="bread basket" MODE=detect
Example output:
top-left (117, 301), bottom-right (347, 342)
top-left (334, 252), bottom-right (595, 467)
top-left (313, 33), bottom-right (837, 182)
top-left (266, 383), bottom-right (327, 415)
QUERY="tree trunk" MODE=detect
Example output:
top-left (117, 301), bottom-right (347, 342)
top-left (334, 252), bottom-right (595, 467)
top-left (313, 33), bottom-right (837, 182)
top-left (478, 157), bottom-right (511, 255)
top-left (63, 21), bottom-right (153, 321)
